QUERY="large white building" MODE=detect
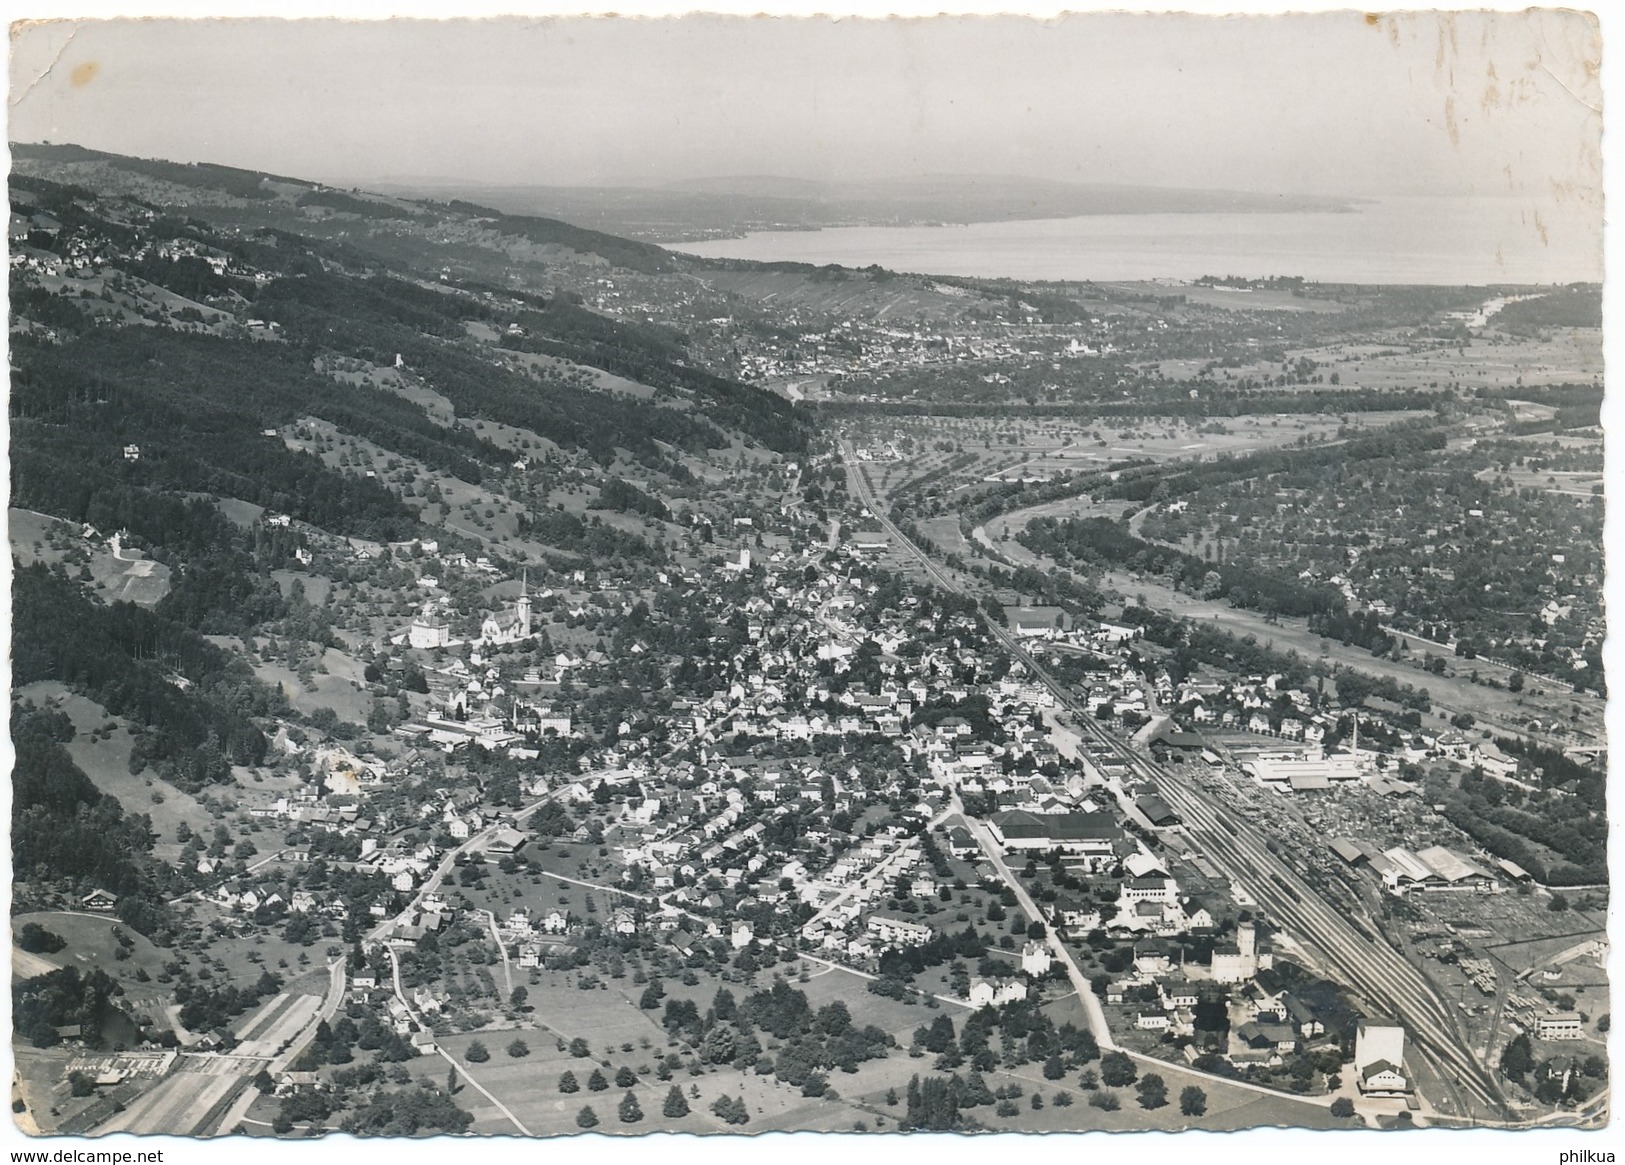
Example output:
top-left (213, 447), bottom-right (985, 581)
top-left (1020, 940), bottom-right (1052, 977)
top-left (407, 610), bottom-right (452, 649)
top-left (867, 914), bottom-right (934, 948)
top-left (1354, 1018), bottom-right (1408, 1094)
top-left (1210, 920), bottom-right (1259, 984)
top-left (477, 577), bottom-right (533, 646)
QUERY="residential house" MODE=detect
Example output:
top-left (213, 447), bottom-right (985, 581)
top-left (968, 977), bottom-right (1027, 1008)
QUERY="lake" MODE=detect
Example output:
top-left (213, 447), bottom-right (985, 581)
top-left (672, 195), bottom-right (1601, 286)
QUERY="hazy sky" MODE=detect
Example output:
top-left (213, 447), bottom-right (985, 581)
top-left (9, 10), bottom-right (1603, 204)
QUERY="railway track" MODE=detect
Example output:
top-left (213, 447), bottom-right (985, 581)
top-left (1045, 660), bottom-right (1510, 1119)
top-left (840, 440), bottom-right (1511, 1120)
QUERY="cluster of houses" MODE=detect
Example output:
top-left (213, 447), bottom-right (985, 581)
top-left (1106, 931), bottom-right (1402, 1089)
top-left (722, 313), bottom-right (1075, 385)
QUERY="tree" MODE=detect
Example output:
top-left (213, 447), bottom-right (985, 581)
top-left (1500, 1033), bottom-right (1536, 1081)
top-left (1549, 893), bottom-right (1571, 913)
top-left (576, 1105), bottom-right (599, 1129)
top-left (507, 1038), bottom-right (530, 1058)
top-left (559, 1070), bottom-right (579, 1093)
top-left (587, 1068), bottom-right (608, 1091)
top-left (615, 1066), bottom-right (637, 1088)
top-left (1179, 1085), bottom-right (1206, 1116)
top-left (1100, 1051), bottom-right (1137, 1087)
top-left (662, 1085), bottom-right (690, 1118)
top-left (1330, 1097), bottom-right (1356, 1119)
top-left (1042, 1052), bottom-right (1066, 1080)
top-left (17, 923), bottom-right (66, 954)
top-left (509, 986), bottom-right (528, 1009)
top-left (710, 1094), bottom-right (749, 1126)
top-left (464, 1040), bottom-right (489, 1063)
top-left (618, 1090), bottom-right (643, 1123)
top-left (1136, 1073), bottom-right (1168, 1109)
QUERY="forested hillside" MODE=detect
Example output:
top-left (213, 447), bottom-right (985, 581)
top-left (7, 145), bottom-right (816, 933)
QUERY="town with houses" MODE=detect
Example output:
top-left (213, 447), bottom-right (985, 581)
top-left (20, 475), bottom-right (1604, 1136)
top-left (6, 134), bottom-right (1606, 1141)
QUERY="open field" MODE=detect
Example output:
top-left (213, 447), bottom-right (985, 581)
top-left (215, 497), bottom-right (268, 527)
top-left (418, 967), bottom-right (1340, 1136)
top-left (9, 506), bottom-right (72, 558)
top-left (269, 569), bottom-right (335, 606)
top-left (1162, 329), bottom-right (1601, 393)
top-left (1480, 928), bottom-right (1610, 990)
top-left (10, 506), bottom-right (173, 607)
top-left (87, 547), bottom-right (172, 607)
top-left (915, 516), bottom-right (973, 557)
top-left (498, 349), bottom-right (658, 400)
top-left (13, 681), bottom-right (218, 851)
top-left (1478, 465), bottom-right (1604, 499)
top-left (11, 910), bottom-right (175, 1021)
top-left (851, 412), bottom-right (1430, 516)
top-left (248, 645), bottom-right (376, 726)
top-left (331, 357), bottom-right (461, 424)
top-left (172, 912), bottom-right (337, 1028)
top-left (1102, 280), bottom-right (1350, 314)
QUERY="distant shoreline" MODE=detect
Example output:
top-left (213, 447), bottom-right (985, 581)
top-left (670, 196), bottom-right (1600, 287)
top-left (656, 201), bottom-right (1369, 246)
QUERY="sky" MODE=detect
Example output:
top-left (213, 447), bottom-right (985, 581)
top-left (7, 7), bottom-right (1604, 206)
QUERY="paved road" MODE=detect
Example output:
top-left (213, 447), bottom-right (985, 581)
top-left (382, 944), bottom-right (533, 1135)
top-left (480, 909), bottom-right (514, 998)
top-left (954, 805), bottom-right (1114, 1048)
